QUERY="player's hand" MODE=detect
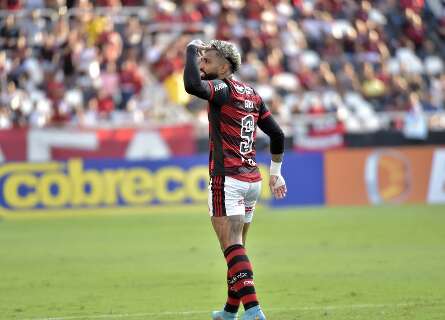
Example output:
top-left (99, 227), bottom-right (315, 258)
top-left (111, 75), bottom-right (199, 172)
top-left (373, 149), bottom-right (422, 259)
top-left (187, 39), bottom-right (208, 51)
top-left (269, 175), bottom-right (287, 199)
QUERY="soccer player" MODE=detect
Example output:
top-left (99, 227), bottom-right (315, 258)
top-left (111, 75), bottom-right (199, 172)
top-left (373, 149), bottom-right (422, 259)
top-left (183, 39), bottom-right (287, 320)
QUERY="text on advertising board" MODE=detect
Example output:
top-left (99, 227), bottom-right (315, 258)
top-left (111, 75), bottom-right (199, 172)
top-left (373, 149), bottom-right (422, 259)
top-left (0, 159), bottom-right (270, 210)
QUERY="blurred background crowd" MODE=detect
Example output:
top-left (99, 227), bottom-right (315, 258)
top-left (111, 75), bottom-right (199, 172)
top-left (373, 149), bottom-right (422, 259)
top-left (0, 0), bottom-right (444, 134)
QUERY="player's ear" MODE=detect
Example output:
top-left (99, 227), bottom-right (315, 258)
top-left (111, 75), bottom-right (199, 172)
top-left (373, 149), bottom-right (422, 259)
top-left (220, 62), bottom-right (230, 75)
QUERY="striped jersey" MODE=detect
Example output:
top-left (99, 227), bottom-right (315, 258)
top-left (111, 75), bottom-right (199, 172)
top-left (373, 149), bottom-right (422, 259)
top-left (206, 78), bottom-right (271, 182)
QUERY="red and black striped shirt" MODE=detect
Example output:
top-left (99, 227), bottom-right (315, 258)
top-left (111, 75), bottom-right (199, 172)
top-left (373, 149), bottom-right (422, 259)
top-left (207, 78), bottom-right (271, 182)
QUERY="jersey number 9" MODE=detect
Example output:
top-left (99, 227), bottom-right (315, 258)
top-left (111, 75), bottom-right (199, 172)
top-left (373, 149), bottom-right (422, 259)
top-left (240, 115), bottom-right (254, 155)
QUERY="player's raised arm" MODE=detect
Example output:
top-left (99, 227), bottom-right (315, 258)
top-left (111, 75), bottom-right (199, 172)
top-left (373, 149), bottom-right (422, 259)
top-left (183, 39), bottom-right (212, 100)
top-left (257, 102), bottom-right (287, 199)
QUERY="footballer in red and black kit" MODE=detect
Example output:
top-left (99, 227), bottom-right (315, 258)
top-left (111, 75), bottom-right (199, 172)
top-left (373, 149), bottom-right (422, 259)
top-left (183, 39), bottom-right (287, 320)
top-left (206, 77), bottom-right (272, 182)
top-left (184, 46), bottom-right (284, 183)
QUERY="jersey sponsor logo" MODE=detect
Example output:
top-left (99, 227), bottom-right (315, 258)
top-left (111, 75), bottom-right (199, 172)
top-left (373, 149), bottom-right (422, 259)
top-left (214, 82), bottom-right (227, 92)
top-left (242, 157), bottom-right (257, 167)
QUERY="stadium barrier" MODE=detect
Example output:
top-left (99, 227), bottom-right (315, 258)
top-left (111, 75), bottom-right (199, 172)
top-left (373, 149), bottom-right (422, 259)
top-left (0, 126), bottom-right (196, 162)
top-left (0, 147), bottom-right (443, 213)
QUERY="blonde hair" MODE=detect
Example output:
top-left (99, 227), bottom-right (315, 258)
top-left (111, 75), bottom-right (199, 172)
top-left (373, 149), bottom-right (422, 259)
top-left (208, 40), bottom-right (242, 73)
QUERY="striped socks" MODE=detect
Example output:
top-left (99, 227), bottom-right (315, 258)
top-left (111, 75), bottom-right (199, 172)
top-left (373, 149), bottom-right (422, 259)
top-left (224, 244), bottom-right (259, 311)
top-left (224, 269), bottom-right (241, 313)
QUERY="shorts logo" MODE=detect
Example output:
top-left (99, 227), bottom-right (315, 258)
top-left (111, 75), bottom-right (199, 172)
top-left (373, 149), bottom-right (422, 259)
top-left (365, 150), bottom-right (411, 204)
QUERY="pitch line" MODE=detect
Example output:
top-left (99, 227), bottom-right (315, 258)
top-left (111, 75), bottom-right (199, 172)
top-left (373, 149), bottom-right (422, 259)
top-left (21, 302), bottom-right (440, 320)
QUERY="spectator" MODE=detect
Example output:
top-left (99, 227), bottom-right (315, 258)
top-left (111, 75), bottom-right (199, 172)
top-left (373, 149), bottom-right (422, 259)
top-left (119, 58), bottom-right (142, 109)
top-left (100, 61), bottom-right (119, 101)
top-left (0, 0), bottom-right (442, 132)
top-left (97, 88), bottom-right (115, 116)
top-left (0, 15), bottom-right (20, 50)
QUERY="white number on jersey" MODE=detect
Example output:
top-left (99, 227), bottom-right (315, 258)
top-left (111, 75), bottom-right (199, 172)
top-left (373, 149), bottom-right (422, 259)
top-left (240, 115), bottom-right (255, 155)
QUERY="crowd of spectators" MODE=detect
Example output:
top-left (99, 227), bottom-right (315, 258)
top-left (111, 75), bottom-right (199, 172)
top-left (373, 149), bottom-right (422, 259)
top-left (0, 0), bottom-right (444, 132)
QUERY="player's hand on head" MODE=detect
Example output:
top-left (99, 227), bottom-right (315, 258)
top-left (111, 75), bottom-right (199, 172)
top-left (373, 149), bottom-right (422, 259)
top-left (187, 39), bottom-right (208, 50)
top-left (269, 175), bottom-right (287, 199)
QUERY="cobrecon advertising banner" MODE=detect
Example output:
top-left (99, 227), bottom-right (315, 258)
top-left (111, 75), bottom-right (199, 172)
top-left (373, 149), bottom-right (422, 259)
top-left (0, 152), bottom-right (326, 212)
top-left (1, 147), bottom-right (443, 212)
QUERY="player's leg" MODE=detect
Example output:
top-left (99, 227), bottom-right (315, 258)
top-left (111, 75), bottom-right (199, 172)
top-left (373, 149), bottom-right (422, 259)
top-left (214, 205), bottom-right (253, 318)
top-left (209, 176), bottom-right (247, 250)
top-left (209, 176), bottom-right (244, 319)
top-left (211, 215), bottom-right (244, 250)
top-left (242, 223), bottom-right (250, 246)
top-left (211, 216), bottom-right (244, 320)
top-left (240, 180), bottom-right (266, 320)
top-left (216, 178), bottom-right (264, 318)
top-left (242, 180), bottom-right (260, 246)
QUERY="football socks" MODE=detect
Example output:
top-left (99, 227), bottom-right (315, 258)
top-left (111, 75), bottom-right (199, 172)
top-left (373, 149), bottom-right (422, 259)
top-left (224, 244), bottom-right (259, 311)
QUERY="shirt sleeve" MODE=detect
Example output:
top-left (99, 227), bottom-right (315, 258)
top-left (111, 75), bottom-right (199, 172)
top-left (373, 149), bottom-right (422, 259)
top-left (207, 79), bottom-right (231, 106)
top-left (183, 46), bottom-right (212, 100)
top-left (258, 99), bottom-right (272, 120)
top-left (257, 111), bottom-right (285, 155)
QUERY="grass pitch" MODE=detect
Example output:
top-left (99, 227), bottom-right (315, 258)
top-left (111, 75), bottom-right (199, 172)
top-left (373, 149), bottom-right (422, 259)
top-left (0, 205), bottom-right (444, 320)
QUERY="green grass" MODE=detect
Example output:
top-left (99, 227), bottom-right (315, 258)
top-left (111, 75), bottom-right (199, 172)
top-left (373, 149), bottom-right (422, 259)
top-left (0, 205), bottom-right (444, 320)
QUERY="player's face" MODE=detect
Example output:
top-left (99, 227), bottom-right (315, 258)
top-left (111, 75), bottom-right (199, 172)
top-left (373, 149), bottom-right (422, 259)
top-left (199, 50), bottom-right (224, 80)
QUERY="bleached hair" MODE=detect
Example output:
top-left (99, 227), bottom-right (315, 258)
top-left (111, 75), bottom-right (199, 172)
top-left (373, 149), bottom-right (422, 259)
top-left (208, 40), bottom-right (241, 73)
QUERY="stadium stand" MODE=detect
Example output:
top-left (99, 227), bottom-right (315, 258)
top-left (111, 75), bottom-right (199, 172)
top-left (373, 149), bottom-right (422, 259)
top-left (0, 0), bottom-right (444, 139)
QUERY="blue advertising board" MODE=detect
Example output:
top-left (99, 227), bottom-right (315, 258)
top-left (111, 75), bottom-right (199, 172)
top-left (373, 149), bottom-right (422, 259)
top-left (258, 152), bottom-right (325, 207)
top-left (0, 152), bottom-right (324, 211)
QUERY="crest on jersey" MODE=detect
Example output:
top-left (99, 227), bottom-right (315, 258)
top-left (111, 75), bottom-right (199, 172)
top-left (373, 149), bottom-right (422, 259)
top-left (234, 84), bottom-right (245, 94)
top-left (233, 83), bottom-right (254, 95)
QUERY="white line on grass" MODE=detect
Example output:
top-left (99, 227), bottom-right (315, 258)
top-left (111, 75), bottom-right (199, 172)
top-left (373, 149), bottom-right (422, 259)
top-left (22, 302), bottom-right (439, 320)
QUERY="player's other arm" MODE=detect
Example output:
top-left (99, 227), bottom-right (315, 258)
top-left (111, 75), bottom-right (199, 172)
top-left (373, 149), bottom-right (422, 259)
top-left (183, 41), bottom-right (212, 100)
top-left (257, 111), bottom-right (287, 199)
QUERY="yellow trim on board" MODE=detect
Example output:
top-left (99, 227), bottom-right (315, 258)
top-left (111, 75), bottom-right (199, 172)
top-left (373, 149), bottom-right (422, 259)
top-left (0, 204), bottom-right (210, 220)
top-left (0, 203), bottom-right (268, 221)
